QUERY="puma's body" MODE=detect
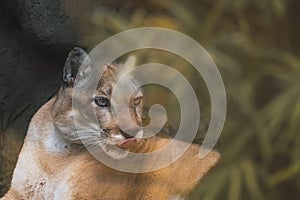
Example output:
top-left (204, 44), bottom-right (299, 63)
top-left (2, 48), bottom-right (219, 200)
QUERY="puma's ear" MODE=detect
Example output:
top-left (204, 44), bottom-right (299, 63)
top-left (63, 47), bottom-right (92, 87)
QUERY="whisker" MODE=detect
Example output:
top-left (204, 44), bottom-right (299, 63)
top-left (75, 129), bottom-right (101, 134)
top-left (86, 140), bottom-right (107, 150)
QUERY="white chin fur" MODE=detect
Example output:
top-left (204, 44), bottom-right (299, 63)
top-left (135, 129), bottom-right (143, 142)
top-left (135, 129), bottom-right (143, 138)
top-left (112, 134), bottom-right (126, 141)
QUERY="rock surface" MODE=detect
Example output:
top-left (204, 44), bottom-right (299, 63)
top-left (0, 0), bottom-right (94, 50)
top-left (0, 2), bottom-right (64, 195)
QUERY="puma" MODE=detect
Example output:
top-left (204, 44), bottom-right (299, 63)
top-left (1, 47), bottom-right (219, 200)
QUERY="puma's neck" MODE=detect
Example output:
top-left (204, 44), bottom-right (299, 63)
top-left (27, 97), bottom-right (83, 154)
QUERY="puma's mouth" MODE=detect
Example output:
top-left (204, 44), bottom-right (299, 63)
top-left (116, 137), bottom-right (137, 149)
top-left (116, 129), bottom-right (143, 148)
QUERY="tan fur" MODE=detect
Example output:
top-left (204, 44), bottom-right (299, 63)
top-left (1, 50), bottom-right (219, 200)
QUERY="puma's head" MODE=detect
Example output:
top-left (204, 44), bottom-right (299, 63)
top-left (52, 47), bottom-right (144, 158)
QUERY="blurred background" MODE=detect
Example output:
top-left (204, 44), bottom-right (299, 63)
top-left (0, 0), bottom-right (300, 199)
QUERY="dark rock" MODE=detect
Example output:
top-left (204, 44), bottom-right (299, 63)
top-left (18, 0), bottom-right (78, 50)
top-left (0, 2), bottom-right (63, 196)
top-left (0, 0), bottom-right (93, 50)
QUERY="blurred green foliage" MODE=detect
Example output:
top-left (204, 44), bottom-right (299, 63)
top-left (87, 0), bottom-right (300, 199)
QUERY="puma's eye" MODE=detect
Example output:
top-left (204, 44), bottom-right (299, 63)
top-left (95, 96), bottom-right (110, 107)
top-left (134, 97), bottom-right (142, 105)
